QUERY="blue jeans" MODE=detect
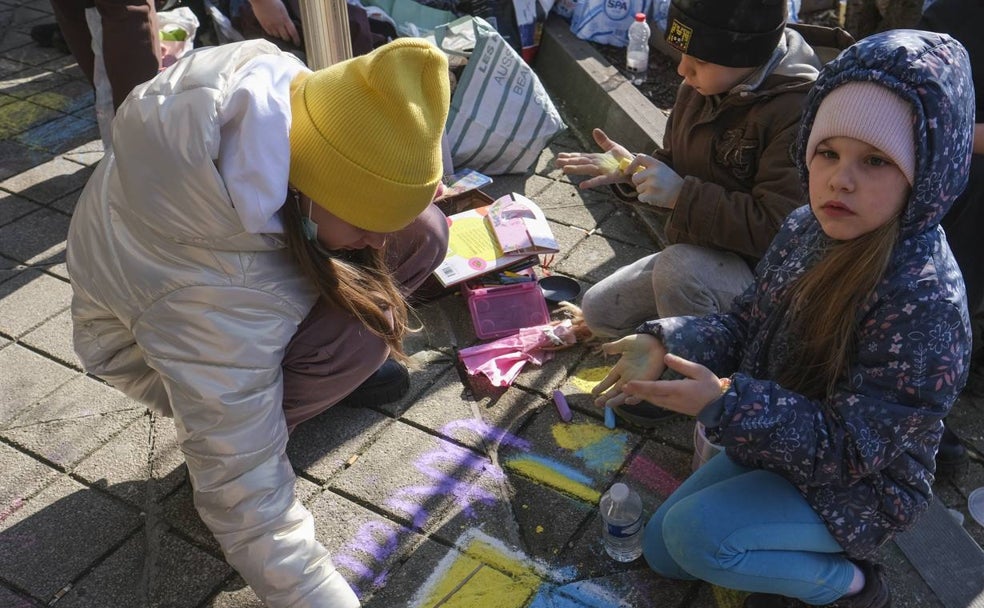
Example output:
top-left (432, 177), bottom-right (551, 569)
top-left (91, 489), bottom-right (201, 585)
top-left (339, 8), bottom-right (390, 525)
top-left (643, 453), bottom-right (855, 605)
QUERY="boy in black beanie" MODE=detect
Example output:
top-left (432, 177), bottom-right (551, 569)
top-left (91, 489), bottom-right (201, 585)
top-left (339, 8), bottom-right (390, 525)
top-left (557, 0), bottom-right (852, 427)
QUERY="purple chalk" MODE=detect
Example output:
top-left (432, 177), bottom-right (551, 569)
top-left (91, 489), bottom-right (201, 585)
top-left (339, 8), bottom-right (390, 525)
top-left (604, 406), bottom-right (616, 429)
top-left (552, 390), bottom-right (572, 422)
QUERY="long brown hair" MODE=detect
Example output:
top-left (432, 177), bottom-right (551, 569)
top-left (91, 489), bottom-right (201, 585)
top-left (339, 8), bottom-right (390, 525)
top-left (776, 215), bottom-right (901, 399)
top-left (280, 192), bottom-right (410, 362)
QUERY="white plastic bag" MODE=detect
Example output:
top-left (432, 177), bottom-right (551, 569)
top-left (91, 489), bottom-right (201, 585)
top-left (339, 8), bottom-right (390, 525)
top-left (570, 0), bottom-right (651, 46)
top-left (158, 6), bottom-right (199, 68)
top-left (431, 16), bottom-right (567, 175)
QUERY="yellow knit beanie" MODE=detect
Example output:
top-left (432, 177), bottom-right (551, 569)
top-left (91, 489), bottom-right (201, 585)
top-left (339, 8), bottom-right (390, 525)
top-left (289, 39), bottom-right (450, 233)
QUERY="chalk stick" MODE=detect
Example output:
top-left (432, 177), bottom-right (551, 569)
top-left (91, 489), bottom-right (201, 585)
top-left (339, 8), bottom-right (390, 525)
top-left (604, 406), bottom-right (616, 429)
top-left (552, 390), bottom-right (572, 422)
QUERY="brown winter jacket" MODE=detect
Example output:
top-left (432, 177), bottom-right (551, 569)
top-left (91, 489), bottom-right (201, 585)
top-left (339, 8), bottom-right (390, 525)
top-left (629, 24), bottom-right (853, 266)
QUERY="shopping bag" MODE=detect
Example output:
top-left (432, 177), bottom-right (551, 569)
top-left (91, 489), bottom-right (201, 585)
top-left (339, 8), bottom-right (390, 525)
top-left (432, 16), bottom-right (566, 175)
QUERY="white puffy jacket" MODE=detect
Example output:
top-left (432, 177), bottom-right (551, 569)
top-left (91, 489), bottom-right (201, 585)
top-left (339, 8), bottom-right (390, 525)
top-left (67, 40), bottom-right (360, 607)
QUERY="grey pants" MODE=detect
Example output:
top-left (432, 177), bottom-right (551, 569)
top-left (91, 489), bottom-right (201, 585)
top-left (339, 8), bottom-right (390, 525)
top-left (581, 244), bottom-right (755, 338)
top-left (280, 204), bottom-right (449, 430)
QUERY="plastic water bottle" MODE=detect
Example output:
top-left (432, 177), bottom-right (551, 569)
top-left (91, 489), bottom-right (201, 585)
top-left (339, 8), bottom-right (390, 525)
top-left (626, 13), bottom-right (651, 86)
top-left (600, 482), bottom-right (644, 562)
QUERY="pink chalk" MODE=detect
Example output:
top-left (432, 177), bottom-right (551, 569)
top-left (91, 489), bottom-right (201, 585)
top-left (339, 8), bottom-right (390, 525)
top-left (552, 390), bottom-right (573, 422)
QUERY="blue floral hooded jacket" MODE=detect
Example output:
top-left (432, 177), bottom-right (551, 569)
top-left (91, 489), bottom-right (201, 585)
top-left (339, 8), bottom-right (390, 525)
top-left (639, 30), bottom-right (974, 558)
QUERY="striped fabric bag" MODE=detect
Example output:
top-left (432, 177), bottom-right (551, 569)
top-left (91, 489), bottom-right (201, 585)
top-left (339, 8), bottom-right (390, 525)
top-left (432, 16), bottom-right (566, 175)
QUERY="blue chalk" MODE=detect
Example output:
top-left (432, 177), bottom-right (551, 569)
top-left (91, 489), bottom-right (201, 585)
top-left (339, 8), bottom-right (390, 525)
top-left (604, 406), bottom-right (616, 429)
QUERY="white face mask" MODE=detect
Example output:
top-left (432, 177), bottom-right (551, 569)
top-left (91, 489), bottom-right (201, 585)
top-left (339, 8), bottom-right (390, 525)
top-left (300, 196), bottom-right (318, 241)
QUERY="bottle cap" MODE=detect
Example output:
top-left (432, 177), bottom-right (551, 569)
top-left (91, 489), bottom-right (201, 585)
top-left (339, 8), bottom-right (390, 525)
top-left (635, 13), bottom-right (646, 21)
top-left (610, 483), bottom-right (629, 501)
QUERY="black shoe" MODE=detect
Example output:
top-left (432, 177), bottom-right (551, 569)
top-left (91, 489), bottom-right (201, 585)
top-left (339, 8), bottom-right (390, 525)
top-left (744, 560), bottom-right (890, 608)
top-left (743, 593), bottom-right (806, 608)
top-left (337, 360), bottom-right (410, 407)
top-left (611, 401), bottom-right (677, 428)
top-left (935, 425), bottom-right (969, 480)
top-left (30, 23), bottom-right (70, 55)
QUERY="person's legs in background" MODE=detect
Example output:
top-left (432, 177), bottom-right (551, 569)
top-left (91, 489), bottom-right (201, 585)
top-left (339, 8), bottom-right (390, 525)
top-left (50, 0), bottom-right (161, 110)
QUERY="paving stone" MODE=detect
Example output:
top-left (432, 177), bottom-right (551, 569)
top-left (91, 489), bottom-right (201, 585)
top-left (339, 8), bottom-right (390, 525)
top-left (18, 308), bottom-right (79, 367)
top-left (374, 350), bottom-right (455, 419)
top-left (25, 77), bottom-right (93, 113)
top-left (595, 204), bottom-right (660, 247)
top-left (359, 538), bottom-right (456, 607)
top-left (59, 139), bottom-right (104, 168)
top-left (555, 231), bottom-right (653, 284)
top-left (2, 37), bottom-right (64, 67)
top-left (0, 137), bottom-right (51, 180)
top-left (0, 188), bottom-right (39, 225)
top-left (0, 205), bottom-right (69, 267)
top-left (287, 405), bottom-right (392, 483)
top-left (0, 476), bottom-right (141, 600)
top-left (0, 584), bottom-right (41, 608)
top-left (0, 342), bottom-right (76, 426)
top-left (204, 577), bottom-right (264, 608)
top-left (0, 64), bottom-right (67, 97)
top-left (54, 529), bottom-right (232, 608)
top-left (0, 267), bottom-right (70, 337)
top-left (74, 414), bottom-right (187, 507)
top-left (0, 55), bottom-right (29, 77)
top-left (0, 155), bottom-right (93, 204)
top-left (536, 178), bottom-right (616, 232)
top-left (0, 442), bottom-right (59, 516)
top-left (3, 374), bottom-right (143, 469)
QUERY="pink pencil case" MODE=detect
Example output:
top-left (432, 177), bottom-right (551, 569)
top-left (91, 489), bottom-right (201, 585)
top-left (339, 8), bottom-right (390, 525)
top-left (464, 281), bottom-right (550, 339)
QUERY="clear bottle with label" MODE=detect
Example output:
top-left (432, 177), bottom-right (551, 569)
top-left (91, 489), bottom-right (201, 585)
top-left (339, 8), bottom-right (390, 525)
top-left (626, 13), bottom-right (651, 86)
top-left (600, 482), bottom-right (644, 562)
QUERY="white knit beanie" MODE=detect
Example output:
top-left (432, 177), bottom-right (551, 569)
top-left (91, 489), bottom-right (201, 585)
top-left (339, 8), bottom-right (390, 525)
top-left (806, 81), bottom-right (916, 185)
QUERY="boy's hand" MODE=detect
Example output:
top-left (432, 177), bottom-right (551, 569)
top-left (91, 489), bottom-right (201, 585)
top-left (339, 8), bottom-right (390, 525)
top-left (626, 155), bottom-right (684, 209)
top-left (618, 353), bottom-right (725, 416)
top-left (592, 334), bottom-right (667, 408)
top-left (556, 128), bottom-right (634, 189)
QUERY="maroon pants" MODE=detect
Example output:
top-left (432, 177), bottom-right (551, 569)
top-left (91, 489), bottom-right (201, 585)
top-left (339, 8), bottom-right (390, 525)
top-left (280, 204), bottom-right (449, 430)
top-left (50, 0), bottom-right (161, 110)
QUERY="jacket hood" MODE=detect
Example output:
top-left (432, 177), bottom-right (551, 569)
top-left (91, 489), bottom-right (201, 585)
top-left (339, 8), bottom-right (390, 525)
top-left (796, 30), bottom-right (975, 240)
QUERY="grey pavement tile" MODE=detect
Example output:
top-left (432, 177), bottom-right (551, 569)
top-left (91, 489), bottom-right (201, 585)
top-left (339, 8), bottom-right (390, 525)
top-left (0, 55), bottom-right (29, 77)
top-left (74, 414), bottom-right (187, 507)
top-left (0, 188), bottom-right (39, 225)
top-left (512, 340), bottom-right (590, 397)
top-left (0, 63), bottom-right (68, 97)
top-left (18, 308), bottom-right (79, 367)
top-left (0, 205), bottom-right (69, 267)
top-left (555, 231), bottom-right (653, 284)
top-left (204, 577), bottom-right (264, 608)
top-left (0, 585), bottom-right (41, 608)
top-left (59, 138), bottom-right (103, 168)
top-left (0, 476), bottom-right (141, 600)
top-left (54, 530), bottom-right (233, 608)
top-left (0, 155), bottom-right (93, 204)
top-left (0, 138), bottom-right (51, 180)
top-left (0, 342), bottom-right (76, 426)
top-left (0, 442), bottom-right (59, 514)
top-left (0, 267), bottom-right (70, 337)
top-left (536, 180), bottom-right (617, 232)
top-left (2, 37), bottom-right (64, 67)
top-left (0, 254), bottom-right (27, 284)
top-left (287, 405), bottom-right (392, 483)
top-left (510, 473), bottom-right (594, 568)
top-left (0, 97), bottom-right (60, 138)
top-left (0, 90), bottom-right (15, 106)
top-left (358, 538), bottom-right (456, 607)
top-left (595, 205), bottom-right (660, 246)
top-left (3, 374), bottom-right (143, 470)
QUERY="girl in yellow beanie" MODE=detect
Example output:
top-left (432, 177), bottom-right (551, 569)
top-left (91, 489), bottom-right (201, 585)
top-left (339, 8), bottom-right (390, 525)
top-left (66, 38), bottom-right (450, 607)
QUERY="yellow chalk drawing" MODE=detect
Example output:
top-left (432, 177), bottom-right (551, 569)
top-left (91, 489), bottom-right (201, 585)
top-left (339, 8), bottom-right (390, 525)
top-left (0, 100), bottom-right (58, 139)
top-left (569, 366), bottom-right (611, 394)
top-left (712, 585), bottom-right (747, 608)
top-left (535, 525), bottom-right (544, 534)
top-left (551, 422), bottom-right (615, 451)
top-left (505, 458), bottom-right (601, 503)
top-left (415, 532), bottom-right (541, 608)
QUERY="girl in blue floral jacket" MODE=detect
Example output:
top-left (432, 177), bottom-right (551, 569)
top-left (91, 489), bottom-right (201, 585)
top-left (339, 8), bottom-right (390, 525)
top-left (592, 30), bottom-right (974, 607)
